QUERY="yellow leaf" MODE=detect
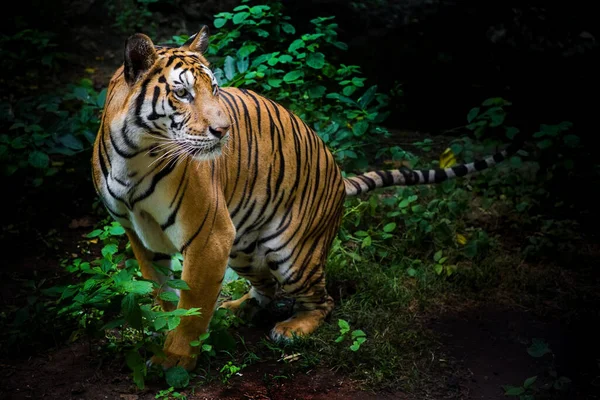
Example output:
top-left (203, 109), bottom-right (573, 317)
top-left (456, 233), bottom-right (467, 245)
top-left (439, 148), bottom-right (457, 168)
top-left (85, 67), bottom-right (96, 74)
top-left (88, 238), bottom-right (98, 244)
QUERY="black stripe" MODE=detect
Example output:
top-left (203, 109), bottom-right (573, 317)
top-left (161, 180), bottom-right (188, 230)
top-left (474, 159), bottom-right (489, 170)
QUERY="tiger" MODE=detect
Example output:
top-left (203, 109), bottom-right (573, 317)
top-left (91, 26), bottom-right (519, 371)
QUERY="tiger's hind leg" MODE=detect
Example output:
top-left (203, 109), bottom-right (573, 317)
top-left (220, 250), bottom-right (279, 320)
top-left (268, 238), bottom-right (335, 342)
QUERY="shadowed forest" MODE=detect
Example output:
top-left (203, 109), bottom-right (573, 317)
top-left (1, 0), bottom-right (599, 399)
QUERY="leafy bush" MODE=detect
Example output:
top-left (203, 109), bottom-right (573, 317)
top-left (0, 78), bottom-right (106, 186)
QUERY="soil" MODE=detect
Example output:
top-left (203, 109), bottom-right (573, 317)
top-left (2, 4), bottom-right (600, 400)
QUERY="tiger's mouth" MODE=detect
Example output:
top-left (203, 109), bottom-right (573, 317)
top-left (189, 140), bottom-right (224, 160)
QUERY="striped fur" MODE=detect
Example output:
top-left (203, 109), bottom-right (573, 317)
top-left (344, 148), bottom-right (516, 196)
top-left (91, 28), bottom-right (516, 371)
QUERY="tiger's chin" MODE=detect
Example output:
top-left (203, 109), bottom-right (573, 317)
top-left (192, 144), bottom-right (224, 161)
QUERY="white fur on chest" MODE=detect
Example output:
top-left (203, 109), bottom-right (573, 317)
top-left (104, 161), bottom-right (183, 254)
top-left (130, 208), bottom-right (179, 254)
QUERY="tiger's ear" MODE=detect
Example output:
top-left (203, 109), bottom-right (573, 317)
top-left (181, 25), bottom-right (210, 54)
top-left (124, 33), bottom-right (158, 86)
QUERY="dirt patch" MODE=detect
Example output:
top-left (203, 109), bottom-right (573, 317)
top-left (428, 302), bottom-right (600, 399)
top-left (1, 340), bottom-right (406, 400)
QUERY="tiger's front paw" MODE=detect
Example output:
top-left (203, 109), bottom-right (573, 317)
top-left (150, 352), bottom-right (197, 371)
top-left (150, 330), bottom-right (199, 371)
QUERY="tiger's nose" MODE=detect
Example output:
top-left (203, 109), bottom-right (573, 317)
top-left (208, 125), bottom-right (230, 139)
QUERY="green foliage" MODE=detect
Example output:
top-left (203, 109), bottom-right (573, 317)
top-left (0, 27), bottom-right (105, 186)
top-left (0, 78), bottom-right (105, 186)
top-left (0, 29), bottom-right (69, 92)
top-left (335, 319), bottom-right (367, 351)
top-left (106, 0), bottom-right (166, 35)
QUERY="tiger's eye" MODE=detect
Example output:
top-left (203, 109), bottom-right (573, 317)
top-left (174, 88), bottom-right (188, 98)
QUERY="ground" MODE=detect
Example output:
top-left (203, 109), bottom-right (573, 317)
top-left (2, 10), bottom-right (600, 400)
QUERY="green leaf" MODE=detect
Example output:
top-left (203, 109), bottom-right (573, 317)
top-left (527, 338), bottom-right (551, 358)
top-left (96, 88), bottom-right (107, 108)
top-left (102, 318), bottom-right (125, 330)
top-left (122, 293), bottom-right (143, 330)
top-left (237, 44), bottom-right (256, 58)
top-left (125, 350), bottom-right (145, 389)
top-left (288, 39), bottom-right (305, 53)
top-left (505, 126), bottom-right (520, 140)
top-left (268, 78), bottom-right (282, 88)
top-left (232, 11), bottom-right (250, 24)
top-left (283, 70), bottom-right (304, 83)
top-left (306, 52), bottom-right (325, 69)
top-left (361, 235), bottom-right (372, 248)
top-left (349, 343), bottom-right (360, 351)
top-left (236, 56), bottom-right (249, 74)
top-left (333, 41), bottom-right (348, 50)
top-left (502, 386), bottom-right (525, 396)
top-left (160, 291), bottom-right (180, 303)
top-left (467, 107), bottom-right (480, 123)
top-left (108, 224), bottom-right (126, 235)
top-left (214, 18), bottom-right (227, 28)
top-left (165, 366), bottom-right (190, 389)
top-left (509, 156), bottom-right (522, 168)
top-left (352, 329), bottom-right (366, 338)
top-left (536, 139), bottom-right (553, 149)
top-left (482, 97), bottom-right (511, 107)
top-left (342, 86), bottom-right (356, 96)
top-left (563, 134), bottom-right (580, 148)
top-left (383, 222), bottom-right (396, 233)
top-left (28, 151), bottom-right (49, 169)
top-left (154, 317), bottom-right (167, 331)
top-left (338, 319), bottom-right (350, 331)
top-left (352, 120), bottom-right (369, 137)
top-left (168, 316), bottom-right (181, 330)
top-left (434, 264), bottom-right (443, 275)
top-left (358, 85), bottom-right (377, 108)
top-left (281, 22), bottom-right (295, 34)
top-left (101, 243), bottom-right (118, 258)
top-left (118, 280), bottom-right (154, 295)
top-left (523, 375), bottom-right (537, 388)
top-left (86, 229), bottom-right (103, 238)
top-left (433, 250), bottom-right (443, 262)
top-left (171, 257), bottom-right (182, 272)
top-left (166, 279), bottom-right (190, 290)
top-left (308, 85), bottom-right (326, 98)
top-left (202, 344), bottom-right (212, 352)
top-left (224, 56), bottom-right (236, 81)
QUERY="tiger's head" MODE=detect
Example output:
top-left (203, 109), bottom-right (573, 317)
top-left (122, 26), bottom-right (230, 161)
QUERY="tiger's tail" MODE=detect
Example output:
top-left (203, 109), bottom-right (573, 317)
top-left (344, 140), bottom-right (521, 197)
